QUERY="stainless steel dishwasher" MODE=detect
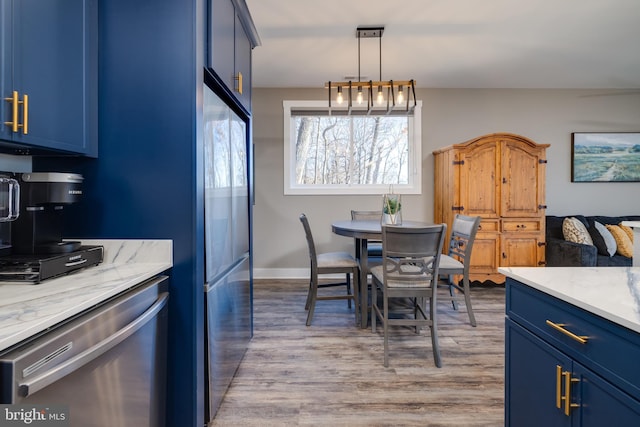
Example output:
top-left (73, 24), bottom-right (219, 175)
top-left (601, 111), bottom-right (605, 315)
top-left (0, 276), bottom-right (169, 427)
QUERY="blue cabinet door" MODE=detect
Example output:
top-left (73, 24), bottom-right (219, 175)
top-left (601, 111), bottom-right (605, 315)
top-left (0, 0), bottom-right (97, 156)
top-left (234, 12), bottom-right (252, 111)
top-left (506, 319), bottom-right (572, 427)
top-left (207, 0), bottom-right (253, 112)
top-left (208, 0), bottom-right (236, 94)
top-left (575, 361), bottom-right (640, 426)
top-left (0, 0), bottom-right (13, 144)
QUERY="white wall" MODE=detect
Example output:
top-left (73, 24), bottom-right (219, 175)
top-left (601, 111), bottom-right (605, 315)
top-left (252, 88), bottom-right (640, 277)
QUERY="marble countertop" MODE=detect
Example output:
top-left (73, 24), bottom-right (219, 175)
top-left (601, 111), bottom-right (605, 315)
top-left (499, 267), bottom-right (640, 334)
top-left (0, 240), bottom-right (173, 352)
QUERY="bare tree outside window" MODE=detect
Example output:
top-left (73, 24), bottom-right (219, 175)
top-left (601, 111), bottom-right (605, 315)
top-left (294, 116), bottom-right (409, 185)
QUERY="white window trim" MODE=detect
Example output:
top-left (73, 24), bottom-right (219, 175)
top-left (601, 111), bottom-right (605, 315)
top-left (283, 100), bottom-right (422, 195)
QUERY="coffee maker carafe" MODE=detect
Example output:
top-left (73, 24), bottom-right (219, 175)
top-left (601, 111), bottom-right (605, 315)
top-left (11, 172), bottom-right (83, 254)
top-left (0, 174), bottom-right (20, 256)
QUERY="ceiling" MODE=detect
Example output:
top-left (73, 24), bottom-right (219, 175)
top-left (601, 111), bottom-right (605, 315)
top-left (245, 0), bottom-right (640, 91)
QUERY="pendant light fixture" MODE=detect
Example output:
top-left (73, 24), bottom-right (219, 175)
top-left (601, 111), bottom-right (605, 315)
top-left (325, 26), bottom-right (416, 114)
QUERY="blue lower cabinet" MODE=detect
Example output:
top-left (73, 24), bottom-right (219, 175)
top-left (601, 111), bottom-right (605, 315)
top-left (506, 319), bottom-right (572, 426)
top-left (505, 279), bottom-right (640, 426)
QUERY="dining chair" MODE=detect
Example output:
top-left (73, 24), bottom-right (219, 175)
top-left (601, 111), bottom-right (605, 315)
top-left (438, 214), bottom-right (481, 327)
top-left (370, 223), bottom-right (447, 368)
top-left (350, 210), bottom-right (383, 257)
top-left (299, 214), bottom-right (360, 326)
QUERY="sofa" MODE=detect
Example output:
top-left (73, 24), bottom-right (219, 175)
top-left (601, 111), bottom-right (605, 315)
top-left (546, 215), bottom-right (639, 267)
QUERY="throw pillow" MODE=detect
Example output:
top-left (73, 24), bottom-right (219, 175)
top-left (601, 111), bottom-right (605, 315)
top-left (619, 223), bottom-right (634, 242)
top-left (563, 217), bottom-right (593, 246)
top-left (588, 223), bottom-right (610, 257)
top-left (593, 221), bottom-right (617, 257)
top-left (605, 225), bottom-right (633, 258)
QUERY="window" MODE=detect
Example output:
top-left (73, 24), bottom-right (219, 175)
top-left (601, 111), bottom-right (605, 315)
top-left (284, 100), bottom-right (422, 195)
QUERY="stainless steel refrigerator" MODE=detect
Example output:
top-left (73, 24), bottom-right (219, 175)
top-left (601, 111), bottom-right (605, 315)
top-left (203, 80), bottom-right (252, 421)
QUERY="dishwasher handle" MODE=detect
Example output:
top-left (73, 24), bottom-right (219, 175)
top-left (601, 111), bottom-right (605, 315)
top-left (17, 292), bottom-right (169, 398)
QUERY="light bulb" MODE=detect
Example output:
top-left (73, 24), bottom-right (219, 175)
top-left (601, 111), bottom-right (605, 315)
top-left (377, 86), bottom-right (384, 105)
top-left (397, 85), bottom-right (404, 103)
top-left (356, 87), bottom-right (363, 105)
top-left (336, 87), bottom-right (344, 104)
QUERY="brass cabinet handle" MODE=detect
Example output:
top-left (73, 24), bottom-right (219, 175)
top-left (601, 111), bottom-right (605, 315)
top-left (235, 72), bottom-right (243, 94)
top-left (4, 90), bottom-right (19, 132)
top-left (3, 91), bottom-right (28, 134)
top-left (556, 365), bottom-right (580, 416)
top-left (22, 94), bottom-right (28, 134)
top-left (545, 320), bottom-right (589, 344)
top-left (555, 365), bottom-right (562, 409)
top-left (563, 370), bottom-right (580, 416)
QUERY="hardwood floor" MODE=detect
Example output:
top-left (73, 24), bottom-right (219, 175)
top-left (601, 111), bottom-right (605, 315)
top-left (211, 279), bottom-right (506, 426)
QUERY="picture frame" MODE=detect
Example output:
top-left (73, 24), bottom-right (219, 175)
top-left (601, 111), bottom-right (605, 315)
top-left (571, 132), bottom-right (640, 182)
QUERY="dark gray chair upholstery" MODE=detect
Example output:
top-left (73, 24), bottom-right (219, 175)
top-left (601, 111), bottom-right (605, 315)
top-left (370, 224), bottom-right (447, 368)
top-left (299, 214), bottom-right (360, 326)
top-left (438, 214), bottom-right (481, 327)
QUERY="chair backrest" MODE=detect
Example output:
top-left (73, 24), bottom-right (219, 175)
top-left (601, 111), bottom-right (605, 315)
top-left (299, 214), bottom-right (318, 272)
top-left (351, 210), bottom-right (382, 221)
top-left (448, 215), bottom-right (481, 261)
top-left (351, 210), bottom-right (383, 246)
top-left (380, 224), bottom-right (447, 285)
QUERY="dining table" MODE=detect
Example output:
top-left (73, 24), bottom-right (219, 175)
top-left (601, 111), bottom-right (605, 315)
top-left (331, 219), bottom-right (433, 328)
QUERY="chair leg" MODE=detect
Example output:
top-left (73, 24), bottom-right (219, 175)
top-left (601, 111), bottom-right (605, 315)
top-left (430, 295), bottom-right (442, 368)
top-left (305, 279), bottom-right (313, 310)
top-left (371, 279), bottom-right (377, 333)
top-left (346, 273), bottom-right (352, 309)
top-left (383, 291), bottom-right (389, 368)
top-left (352, 269), bottom-right (360, 326)
top-left (414, 297), bottom-right (425, 333)
top-left (306, 278), bottom-right (319, 326)
top-left (462, 276), bottom-right (477, 327)
top-left (448, 275), bottom-right (459, 310)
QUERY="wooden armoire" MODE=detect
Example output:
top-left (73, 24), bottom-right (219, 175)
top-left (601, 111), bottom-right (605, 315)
top-left (433, 133), bottom-right (549, 283)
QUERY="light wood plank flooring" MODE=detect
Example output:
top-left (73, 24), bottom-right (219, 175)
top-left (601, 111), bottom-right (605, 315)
top-left (211, 279), bottom-right (506, 426)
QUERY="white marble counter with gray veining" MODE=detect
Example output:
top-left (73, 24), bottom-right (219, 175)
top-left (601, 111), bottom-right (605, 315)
top-left (499, 266), bottom-right (640, 334)
top-left (0, 240), bottom-right (173, 352)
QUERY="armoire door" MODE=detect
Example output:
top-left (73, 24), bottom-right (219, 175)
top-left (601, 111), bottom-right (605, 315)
top-left (500, 233), bottom-right (545, 268)
top-left (500, 139), bottom-right (547, 218)
top-left (459, 140), bottom-right (500, 218)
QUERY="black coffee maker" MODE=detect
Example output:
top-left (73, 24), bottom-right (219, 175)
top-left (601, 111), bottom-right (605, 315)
top-left (11, 172), bottom-right (84, 254)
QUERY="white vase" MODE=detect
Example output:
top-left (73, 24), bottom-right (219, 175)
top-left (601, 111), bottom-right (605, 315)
top-left (382, 212), bottom-right (402, 225)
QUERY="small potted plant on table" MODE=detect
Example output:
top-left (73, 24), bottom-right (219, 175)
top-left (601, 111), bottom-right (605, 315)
top-left (382, 192), bottom-right (402, 225)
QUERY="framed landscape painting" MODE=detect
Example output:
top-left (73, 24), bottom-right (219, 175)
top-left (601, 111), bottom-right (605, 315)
top-left (571, 132), bottom-right (640, 182)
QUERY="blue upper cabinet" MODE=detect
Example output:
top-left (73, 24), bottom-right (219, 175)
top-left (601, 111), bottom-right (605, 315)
top-left (209, 0), bottom-right (235, 98)
top-left (208, 0), bottom-right (260, 112)
top-left (234, 12), bottom-right (253, 110)
top-left (0, 0), bottom-right (98, 157)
